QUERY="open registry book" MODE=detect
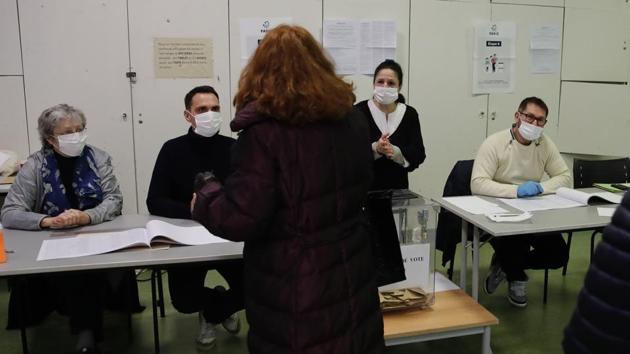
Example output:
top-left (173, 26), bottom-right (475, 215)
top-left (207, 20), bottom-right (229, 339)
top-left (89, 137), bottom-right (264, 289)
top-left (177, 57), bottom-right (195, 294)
top-left (498, 187), bottom-right (623, 212)
top-left (37, 220), bottom-right (225, 261)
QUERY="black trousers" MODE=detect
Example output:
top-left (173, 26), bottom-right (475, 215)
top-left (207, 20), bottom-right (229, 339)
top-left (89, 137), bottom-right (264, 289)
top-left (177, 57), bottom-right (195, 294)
top-left (8, 273), bottom-right (106, 339)
top-left (490, 233), bottom-right (569, 282)
top-left (167, 260), bottom-right (244, 324)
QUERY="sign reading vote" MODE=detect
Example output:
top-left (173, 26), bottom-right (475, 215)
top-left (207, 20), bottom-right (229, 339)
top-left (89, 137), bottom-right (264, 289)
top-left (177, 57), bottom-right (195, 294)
top-left (379, 243), bottom-right (431, 292)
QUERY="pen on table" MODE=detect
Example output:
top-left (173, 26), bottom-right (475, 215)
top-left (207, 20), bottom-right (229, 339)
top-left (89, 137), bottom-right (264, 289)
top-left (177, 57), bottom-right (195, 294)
top-left (5, 250), bottom-right (14, 254)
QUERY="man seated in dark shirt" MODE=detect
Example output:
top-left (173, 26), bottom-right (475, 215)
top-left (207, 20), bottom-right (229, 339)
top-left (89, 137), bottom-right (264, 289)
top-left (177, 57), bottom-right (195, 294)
top-left (147, 85), bottom-right (243, 349)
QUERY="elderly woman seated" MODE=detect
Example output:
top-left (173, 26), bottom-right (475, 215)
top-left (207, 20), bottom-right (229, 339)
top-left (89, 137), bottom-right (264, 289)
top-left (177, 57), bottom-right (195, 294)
top-left (1, 104), bottom-right (141, 354)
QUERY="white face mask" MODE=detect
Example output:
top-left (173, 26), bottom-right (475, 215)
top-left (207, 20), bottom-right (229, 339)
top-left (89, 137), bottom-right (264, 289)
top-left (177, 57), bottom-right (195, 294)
top-left (518, 121), bottom-right (544, 141)
top-left (57, 131), bottom-right (87, 157)
top-left (373, 86), bottom-right (399, 105)
top-left (193, 111), bottom-right (222, 137)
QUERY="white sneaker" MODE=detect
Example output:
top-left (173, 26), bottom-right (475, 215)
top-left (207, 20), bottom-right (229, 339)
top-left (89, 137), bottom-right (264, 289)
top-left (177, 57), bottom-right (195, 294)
top-left (196, 312), bottom-right (217, 348)
top-left (222, 312), bottom-right (241, 334)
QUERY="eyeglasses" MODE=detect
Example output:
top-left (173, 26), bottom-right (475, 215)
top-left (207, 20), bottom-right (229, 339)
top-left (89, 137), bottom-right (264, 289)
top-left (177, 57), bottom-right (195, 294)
top-left (517, 111), bottom-right (547, 126)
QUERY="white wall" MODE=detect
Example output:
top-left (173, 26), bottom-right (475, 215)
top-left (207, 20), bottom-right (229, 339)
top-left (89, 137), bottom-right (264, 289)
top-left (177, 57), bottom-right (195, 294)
top-left (1, 0), bottom-right (629, 209)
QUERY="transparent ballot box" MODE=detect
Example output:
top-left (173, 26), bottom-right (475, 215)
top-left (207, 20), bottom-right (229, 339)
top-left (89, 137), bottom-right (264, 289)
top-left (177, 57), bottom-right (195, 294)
top-left (368, 189), bottom-right (437, 312)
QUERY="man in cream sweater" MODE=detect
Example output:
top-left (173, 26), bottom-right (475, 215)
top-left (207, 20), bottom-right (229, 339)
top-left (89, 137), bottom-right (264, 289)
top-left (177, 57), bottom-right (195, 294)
top-left (471, 96), bottom-right (571, 307)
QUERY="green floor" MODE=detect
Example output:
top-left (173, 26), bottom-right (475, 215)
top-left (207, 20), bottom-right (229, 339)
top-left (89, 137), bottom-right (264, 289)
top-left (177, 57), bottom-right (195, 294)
top-left (0, 232), bottom-right (593, 354)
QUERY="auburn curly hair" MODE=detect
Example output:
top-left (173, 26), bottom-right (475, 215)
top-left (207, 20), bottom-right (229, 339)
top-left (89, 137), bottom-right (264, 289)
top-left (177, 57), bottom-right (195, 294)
top-left (233, 24), bottom-right (355, 125)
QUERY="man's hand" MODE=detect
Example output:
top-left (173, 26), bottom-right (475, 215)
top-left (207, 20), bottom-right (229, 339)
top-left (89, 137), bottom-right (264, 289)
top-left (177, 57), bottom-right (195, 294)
top-left (517, 181), bottom-right (544, 198)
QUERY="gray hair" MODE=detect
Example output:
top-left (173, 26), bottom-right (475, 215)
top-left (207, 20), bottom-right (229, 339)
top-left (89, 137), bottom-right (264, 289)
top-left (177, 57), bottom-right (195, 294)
top-left (37, 104), bottom-right (87, 148)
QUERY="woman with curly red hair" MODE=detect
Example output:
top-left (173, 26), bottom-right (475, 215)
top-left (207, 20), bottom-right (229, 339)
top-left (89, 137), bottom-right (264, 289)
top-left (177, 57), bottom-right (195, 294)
top-left (192, 25), bottom-right (384, 354)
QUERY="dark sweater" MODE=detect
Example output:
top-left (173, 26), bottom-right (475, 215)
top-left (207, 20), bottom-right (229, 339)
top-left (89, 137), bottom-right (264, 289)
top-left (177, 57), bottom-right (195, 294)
top-left (146, 128), bottom-right (235, 219)
top-left (354, 100), bottom-right (426, 190)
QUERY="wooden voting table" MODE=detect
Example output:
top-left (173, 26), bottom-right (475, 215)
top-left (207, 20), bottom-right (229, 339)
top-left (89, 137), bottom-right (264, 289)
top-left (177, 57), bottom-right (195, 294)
top-left (384, 289), bottom-right (498, 354)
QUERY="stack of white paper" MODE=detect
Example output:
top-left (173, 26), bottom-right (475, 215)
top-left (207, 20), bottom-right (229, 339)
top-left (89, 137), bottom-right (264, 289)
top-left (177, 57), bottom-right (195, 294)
top-left (498, 195), bottom-right (582, 212)
top-left (443, 196), bottom-right (508, 215)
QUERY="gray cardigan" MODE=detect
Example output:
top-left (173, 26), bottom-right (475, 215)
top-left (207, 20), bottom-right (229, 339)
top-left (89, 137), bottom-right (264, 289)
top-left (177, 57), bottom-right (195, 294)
top-left (0, 146), bottom-right (123, 230)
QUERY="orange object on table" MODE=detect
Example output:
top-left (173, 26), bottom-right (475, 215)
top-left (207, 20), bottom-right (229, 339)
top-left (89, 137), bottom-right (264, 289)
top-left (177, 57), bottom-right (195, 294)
top-left (0, 231), bottom-right (6, 263)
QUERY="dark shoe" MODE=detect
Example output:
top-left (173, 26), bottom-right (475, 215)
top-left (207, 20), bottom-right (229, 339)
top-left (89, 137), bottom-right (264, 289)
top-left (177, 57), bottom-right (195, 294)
top-left (214, 285), bottom-right (241, 334)
top-left (508, 280), bottom-right (528, 308)
top-left (484, 253), bottom-right (506, 295)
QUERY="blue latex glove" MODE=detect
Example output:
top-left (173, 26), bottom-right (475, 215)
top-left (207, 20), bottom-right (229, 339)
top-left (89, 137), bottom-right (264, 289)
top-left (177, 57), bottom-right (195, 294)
top-left (517, 181), bottom-right (544, 198)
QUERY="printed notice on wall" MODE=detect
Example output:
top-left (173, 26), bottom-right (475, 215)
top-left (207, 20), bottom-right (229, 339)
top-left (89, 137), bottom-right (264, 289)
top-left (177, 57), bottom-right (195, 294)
top-left (529, 24), bottom-right (561, 74)
top-left (323, 19), bottom-right (360, 75)
top-left (323, 19), bottom-right (397, 76)
top-left (472, 23), bottom-right (516, 94)
top-left (240, 18), bottom-right (292, 69)
top-left (154, 38), bottom-right (213, 79)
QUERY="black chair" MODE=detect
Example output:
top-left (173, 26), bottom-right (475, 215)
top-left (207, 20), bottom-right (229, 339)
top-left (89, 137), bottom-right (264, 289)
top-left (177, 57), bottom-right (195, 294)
top-left (565, 157), bottom-right (630, 266)
top-left (436, 160), bottom-right (475, 280)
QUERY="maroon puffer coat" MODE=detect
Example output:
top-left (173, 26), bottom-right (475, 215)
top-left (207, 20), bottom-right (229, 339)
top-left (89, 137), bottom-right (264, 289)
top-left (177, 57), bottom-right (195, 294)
top-left (192, 103), bottom-right (384, 354)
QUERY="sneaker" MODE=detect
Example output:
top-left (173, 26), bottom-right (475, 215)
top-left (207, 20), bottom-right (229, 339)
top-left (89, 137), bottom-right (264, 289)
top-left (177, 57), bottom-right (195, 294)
top-left (213, 285), bottom-right (241, 334)
top-left (508, 280), bottom-right (528, 308)
top-left (484, 253), bottom-right (506, 295)
top-left (222, 312), bottom-right (241, 334)
top-left (196, 312), bottom-right (217, 348)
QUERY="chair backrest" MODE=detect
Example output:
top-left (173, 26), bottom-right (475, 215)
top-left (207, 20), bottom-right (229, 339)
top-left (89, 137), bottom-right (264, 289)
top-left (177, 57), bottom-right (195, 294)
top-left (436, 159), bottom-right (474, 265)
top-left (441, 159), bottom-right (475, 197)
top-left (573, 157), bottom-right (630, 188)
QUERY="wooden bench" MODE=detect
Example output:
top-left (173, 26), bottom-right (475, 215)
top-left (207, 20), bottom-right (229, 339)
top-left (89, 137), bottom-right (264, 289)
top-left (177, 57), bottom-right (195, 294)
top-left (384, 289), bottom-right (499, 354)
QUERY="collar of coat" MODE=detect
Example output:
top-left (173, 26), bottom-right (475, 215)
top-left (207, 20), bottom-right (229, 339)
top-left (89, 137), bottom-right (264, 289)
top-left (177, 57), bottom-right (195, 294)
top-left (230, 102), bottom-right (267, 132)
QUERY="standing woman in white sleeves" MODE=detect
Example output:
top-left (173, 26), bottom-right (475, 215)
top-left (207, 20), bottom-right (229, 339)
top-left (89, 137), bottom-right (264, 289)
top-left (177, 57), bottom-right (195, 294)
top-left (354, 59), bottom-right (426, 191)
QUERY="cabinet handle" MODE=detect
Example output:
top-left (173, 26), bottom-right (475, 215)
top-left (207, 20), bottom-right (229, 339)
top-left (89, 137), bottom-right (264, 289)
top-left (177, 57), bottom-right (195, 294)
top-left (479, 111), bottom-right (485, 119)
top-left (121, 113), bottom-right (127, 121)
top-left (490, 112), bottom-right (496, 121)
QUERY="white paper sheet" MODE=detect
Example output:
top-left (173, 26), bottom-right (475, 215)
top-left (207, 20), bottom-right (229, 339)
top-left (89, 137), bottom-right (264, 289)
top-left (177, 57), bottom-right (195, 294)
top-left (530, 24), bottom-right (561, 50)
top-left (324, 19), bottom-right (359, 48)
top-left (379, 243), bottom-right (431, 292)
top-left (530, 49), bottom-right (561, 74)
top-left (361, 20), bottom-right (396, 48)
top-left (498, 195), bottom-right (583, 212)
top-left (359, 20), bottom-right (396, 74)
top-left (597, 207), bottom-right (616, 217)
top-left (37, 221), bottom-right (226, 261)
top-left (359, 47), bottom-right (395, 74)
top-left (324, 19), bottom-right (396, 76)
top-left (145, 220), bottom-right (224, 246)
top-left (435, 272), bottom-right (460, 292)
top-left (443, 196), bottom-right (508, 215)
top-left (326, 48), bottom-right (358, 75)
top-left (37, 228), bottom-right (149, 261)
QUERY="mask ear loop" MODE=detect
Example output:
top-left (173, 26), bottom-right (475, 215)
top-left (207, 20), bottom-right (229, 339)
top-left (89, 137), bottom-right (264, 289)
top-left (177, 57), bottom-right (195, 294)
top-left (510, 123), bottom-right (516, 144)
